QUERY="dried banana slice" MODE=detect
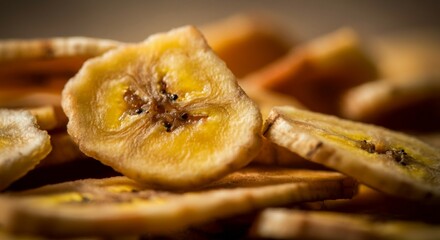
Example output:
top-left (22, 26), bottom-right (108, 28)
top-left (251, 209), bottom-right (440, 240)
top-left (243, 28), bottom-right (377, 114)
top-left (0, 167), bottom-right (357, 236)
top-left (0, 37), bottom-right (121, 78)
top-left (62, 26), bottom-right (262, 189)
top-left (0, 109), bottom-right (51, 190)
top-left (201, 12), bottom-right (291, 78)
top-left (341, 77), bottom-right (440, 131)
top-left (263, 106), bottom-right (440, 202)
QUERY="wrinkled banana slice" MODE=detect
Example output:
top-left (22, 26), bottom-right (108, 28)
top-left (0, 167), bottom-right (357, 237)
top-left (62, 26), bottom-right (262, 189)
top-left (0, 109), bottom-right (51, 190)
top-left (263, 106), bottom-right (440, 203)
top-left (341, 77), bottom-right (440, 131)
top-left (251, 209), bottom-right (440, 240)
top-left (201, 12), bottom-right (291, 78)
top-left (0, 37), bottom-right (121, 78)
top-left (243, 28), bottom-right (377, 114)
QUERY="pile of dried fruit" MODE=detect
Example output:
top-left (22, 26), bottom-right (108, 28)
top-left (0, 13), bottom-right (439, 239)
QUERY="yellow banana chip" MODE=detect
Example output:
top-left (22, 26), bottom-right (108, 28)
top-left (263, 106), bottom-right (440, 203)
top-left (251, 209), bottom-right (440, 240)
top-left (62, 26), bottom-right (262, 189)
top-left (0, 167), bottom-right (357, 237)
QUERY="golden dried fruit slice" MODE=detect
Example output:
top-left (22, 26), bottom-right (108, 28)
top-left (263, 106), bottom-right (440, 202)
top-left (0, 109), bottom-right (51, 190)
top-left (341, 77), bottom-right (440, 132)
top-left (62, 26), bottom-right (262, 189)
top-left (201, 12), bottom-right (291, 78)
top-left (0, 167), bottom-right (357, 236)
top-left (243, 28), bottom-right (377, 114)
top-left (0, 37), bottom-right (121, 79)
top-left (251, 209), bottom-right (440, 240)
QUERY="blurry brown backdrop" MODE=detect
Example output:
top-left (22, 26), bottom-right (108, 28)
top-left (1, 0), bottom-right (439, 41)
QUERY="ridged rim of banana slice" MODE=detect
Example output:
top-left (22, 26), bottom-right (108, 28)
top-left (263, 106), bottom-right (440, 203)
top-left (62, 26), bottom-right (262, 189)
top-left (0, 167), bottom-right (357, 236)
top-left (251, 209), bottom-right (440, 240)
top-left (0, 109), bottom-right (51, 190)
top-left (0, 37), bottom-right (122, 62)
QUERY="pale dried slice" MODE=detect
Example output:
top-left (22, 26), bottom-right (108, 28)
top-left (62, 26), bottom-right (262, 189)
top-left (0, 109), bottom-right (51, 190)
top-left (243, 28), bottom-right (377, 114)
top-left (0, 37), bottom-right (121, 79)
top-left (27, 106), bottom-right (59, 130)
top-left (263, 106), bottom-right (440, 202)
top-left (251, 209), bottom-right (440, 240)
top-left (341, 77), bottom-right (440, 131)
top-left (37, 132), bottom-right (86, 168)
top-left (201, 12), bottom-right (291, 78)
top-left (0, 167), bottom-right (357, 237)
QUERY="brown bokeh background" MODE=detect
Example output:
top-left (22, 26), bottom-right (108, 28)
top-left (0, 0), bottom-right (439, 41)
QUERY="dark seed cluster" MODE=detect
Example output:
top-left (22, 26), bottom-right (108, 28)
top-left (123, 78), bottom-right (207, 133)
top-left (359, 140), bottom-right (414, 166)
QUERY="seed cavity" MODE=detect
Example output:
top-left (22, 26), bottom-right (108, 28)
top-left (358, 140), bottom-right (414, 166)
top-left (123, 75), bottom-right (207, 132)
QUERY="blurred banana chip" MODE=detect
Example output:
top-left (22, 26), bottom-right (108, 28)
top-left (263, 106), bottom-right (440, 203)
top-left (201, 12), bottom-right (291, 78)
top-left (341, 77), bottom-right (440, 132)
top-left (251, 209), bottom-right (440, 240)
top-left (0, 37), bottom-right (121, 79)
top-left (243, 27), bottom-right (377, 114)
top-left (0, 167), bottom-right (357, 237)
top-left (0, 109), bottom-right (51, 191)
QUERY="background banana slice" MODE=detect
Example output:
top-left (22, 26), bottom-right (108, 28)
top-left (263, 106), bottom-right (440, 203)
top-left (242, 28), bottom-right (377, 115)
top-left (0, 109), bottom-right (51, 191)
top-left (62, 26), bottom-right (262, 189)
top-left (251, 209), bottom-right (440, 240)
top-left (341, 77), bottom-right (440, 132)
top-left (0, 37), bottom-right (121, 80)
top-left (0, 167), bottom-right (356, 237)
top-left (201, 12), bottom-right (291, 78)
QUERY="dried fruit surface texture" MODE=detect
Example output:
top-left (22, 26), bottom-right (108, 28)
top-left (62, 26), bottom-right (262, 189)
top-left (0, 109), bottom-right (51, 190)
top-left (264, 106), bottom-right (440, 203)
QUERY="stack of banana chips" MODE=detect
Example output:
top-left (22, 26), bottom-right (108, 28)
top-left (1, 13), bottom-right (440, 239)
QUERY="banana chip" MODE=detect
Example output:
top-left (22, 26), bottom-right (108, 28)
top-left (62, 26), bottom-right (262, 189)
top-left (0, 109), bottom-right (51, 190)
top-left (243, 28), bottom-right (377, 114)
top-left (201, 12), bottom-right (291, 78)
top-left (341, 77), bottom-right (440, 131)
top-left (0, 167), bottom-right (357, 237)
top-left (251, 209), bottom-right (440, 240)
top-left (263, 106), bottom-right (440, 203)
